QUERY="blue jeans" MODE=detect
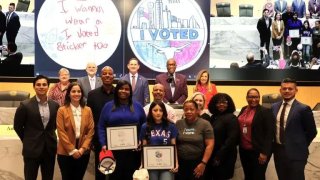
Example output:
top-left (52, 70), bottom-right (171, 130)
top-left (302, 45), bottom-right (311, 62)
top-left (149, 170), bottom-right (174, 180)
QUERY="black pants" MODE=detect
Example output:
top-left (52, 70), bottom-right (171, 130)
top-left (6, 31), bottom-right (18, 44)
top-left (273, 144), bottom-right (307, 180)
top-left (108, 150), bottom-right (140, 180)
top-left (93, 140), bottom-right (106, 180)
top-left (239, 147), bottom-right (269, 180)
top-left (176, 158), bottom-right (204, 180)
top-left (23, 150), bottom-right (56, 180)
top-left (260, 37), bottom-right (270, 59)
top-left (57, 153), bottom-right (90, 180)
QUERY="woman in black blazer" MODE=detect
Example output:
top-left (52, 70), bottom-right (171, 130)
top-left (205, 93), bottom-right (239, 180)
top-left (237, 88), bottom-right (275, 180)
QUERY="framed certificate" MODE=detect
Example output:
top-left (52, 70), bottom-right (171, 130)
top-left (143, 145), bottom-right (175, 170)
top-left (106, 125), bottom-right (138, 150)
top-left (301, 37), bottom-right (312, 45)
top-left (289, 29), bottom-right (300, 38)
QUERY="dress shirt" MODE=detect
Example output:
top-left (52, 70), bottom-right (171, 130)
top-left (169, 73), bottom-right (176, 96)
top-left (71, 104), bottom-right (82, 138)
top-left (88, 75), bottom-right (96, 90)
top-left (36, 96), bottom-right (50, 128)
top-left (129, 73), bottom-right (137, 90)
top-left (276, 98), bottom-right (294, 144)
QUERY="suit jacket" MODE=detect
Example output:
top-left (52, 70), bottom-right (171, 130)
top-left (292, 0), bottom-right (306, 18)
top-left (155, 72), bottom-right (188, 104)
top-left (5, 11), bottom-right (20, 34)
top-left (1, 52), bottom-right (23, 66)
top-left (274, 0), bottom-right (288, 14)
top-left (257, 17), bottom-right (272, 40)
top-left (271, 20), bottom-right (285, 39)
top-left (13, 96), bottom-right (60, 158)
top-left (56, 105), bottom-right (94, 155)
top-left (77, 76), bottom-right (102, 99)
top-left (120, 73), bottom-right (150, 106)
top-left (308, 0), bottom-right (320, 16)
top-left (0, 11), bottom-right (6, 34)
top-left (238, 105), bottom-right (275, 156)
top-left (271, 100), bottom-right (317, 160)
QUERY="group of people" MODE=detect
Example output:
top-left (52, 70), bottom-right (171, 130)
top-left (13, 57), bottom-right (317, 180)
top-left (0, 2), bottom-right (22, 66)
top-left (256, 0), bottom-right (320, 69)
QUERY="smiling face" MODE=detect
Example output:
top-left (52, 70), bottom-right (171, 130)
top-left (59, 69), bottom-right (70, 84)
top-left (152, 84), bottom-right (165, 102)
top-left (69, 85), bottom-right (82, 103)
top-left (280, 82), bottom-right (297, 101)
top-left (86, 63), bottom-right (98, 77)
top-left (183, 102), bottom-right (199, 122)
top-left (118, 84), bottom-right (131, 101)
top-left (127, 59), bottom-right (140, 75)
top-left (193, 94), bottom-right (205, 110)
top-left (151, 104), bottom-right (163, 124)
top-left (166, 59), bottom-right (177, 74)
top-left (101, 67), bottom-right (114, 86)
top-left (34, 78), bottom-right (49, 98)
top-left (246, 89), bottom-right (260, 108)
top-left (200, 72), bottom-right (209, 85)
top-left (216, 99), bottom-right (228, 113)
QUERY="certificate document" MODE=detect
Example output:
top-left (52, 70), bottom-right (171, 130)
top-left (143, 145), bottom-right (175, 169)
top-left (301, 37), bottom-right (312, 45)
top-left (289, 29), bottom-right (300, 38)
top-left (106, 125), bottom-right (138, 150)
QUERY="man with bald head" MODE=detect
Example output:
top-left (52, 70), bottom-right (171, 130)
top-left (86, 66), bottom-right (114, 180)
top-left (241, 48), bottom-right (270, 68)
top-left (144, 83), bottom-right (177, 123)
top-left (155, 58), bottom-right (188, 104)
top-left (77, 62), bottom-right (102, 101)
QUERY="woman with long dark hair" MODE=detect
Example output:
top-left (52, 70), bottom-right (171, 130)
top-left (140, 101), bottom-right (178, 180)
top-left (56, 82), bottom-right (94, 180)
top-left (98, 80), bottom-right (146, 180)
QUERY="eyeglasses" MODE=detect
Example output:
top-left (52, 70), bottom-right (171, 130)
top-left (247, 96), bottom-right (260, 99)
top-left (217, 101), bottom-right (228, 104)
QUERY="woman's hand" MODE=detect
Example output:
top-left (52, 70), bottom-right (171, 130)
top-left (258, 153), bottom-right (267, 164)
top-left (193, 162), bottom-right (206, 178)
top-left (72, 150), bottom-right (82, 159)
top-left (170, 163), bottom-right (179, 173)
top-left (101, 145), bottom-right (107, 152)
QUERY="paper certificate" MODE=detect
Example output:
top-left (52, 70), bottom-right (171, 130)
top-left (106, 125), bottom-right (138, 150)
top-left (301, 37), bottom-right (312, 45)
top-left (143, 145), bottom-right (175, 169)
top-left (289, 29), bottom-right (300, 38)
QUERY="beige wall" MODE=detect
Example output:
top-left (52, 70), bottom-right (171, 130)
top-left (1, 82), bottom-right (319, 109)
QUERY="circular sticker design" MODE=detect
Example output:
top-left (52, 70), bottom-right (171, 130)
top-left (37, 0), bottom-right (121, 69)
top-left (127, 0), bottom-right (208, 72)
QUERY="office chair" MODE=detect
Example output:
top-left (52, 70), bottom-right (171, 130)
top-left (0, 90), bottom-right (30, 107)
top-left (261, 93), bottom-right (282, 109)
top-left (16, 0), bottom-right (31, 12)
top-left (216, 2), bottom-right (231, 17)
top-left (239, 4), bottom-right (253, 17)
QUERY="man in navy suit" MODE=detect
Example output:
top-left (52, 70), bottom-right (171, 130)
top-left (0, 5), bottom-right (6, 50)
top-left (292, 0), bottom-right (306, 18)
top-left (271, 78), bottom-right (317, 180)
top-left (257, 9), bottom-right (272, 60)
top-left (155, 58), bottom-right (188, 104)
top-left (120, 58), bottom-right (150, 106)
top-left (14, 75), bottom-right (60, 180)
top-left (5, 3), bottom-right (20, 44)
top-left (308, 0), bottom-right (320, 18)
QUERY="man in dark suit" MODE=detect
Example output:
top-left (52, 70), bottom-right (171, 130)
top-left (0, 42), bottom-right (22, 66)
top-left (120, 58), bottom-right (150, 106)
top-left (0, 5), bottom-right (6, 50)
top-left (292, 0), bottom-right (306, 18)
top-left (87, 66), bottom-right (115, 180)
top-left (155, 58), bottom-right (188, 104)
top-left (271, 78), bottom-right (317, 180)
top-left (13, 75), bottom-right (60, 180)
top-left (308, 0), bottom-right (320, 18)
top-left (5, 3), bottom-right (20, 44)
top-left (274, 0), bottom-right (288, 14)
top-left (257, 9), bottom-right (272, 60)
top-left (77, 62), bottom-right (102, 101)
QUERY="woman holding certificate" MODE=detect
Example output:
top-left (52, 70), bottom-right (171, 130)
top-left (176, 100), bottom-right (214, 180)
top-left (140, 101), bottom-right (178, 180)
top-left (286, 12), bottom-right (302, 55)
top-left (98, 80), bottom-right (146, 180)
top-left (56, 82), bottom-right (94, 180)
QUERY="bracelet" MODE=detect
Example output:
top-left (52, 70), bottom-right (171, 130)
top-left (201, 161), bottom-right (207, 165)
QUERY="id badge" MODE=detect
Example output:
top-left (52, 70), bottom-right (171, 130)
top-left (243, 127), bottom-right (247, 134)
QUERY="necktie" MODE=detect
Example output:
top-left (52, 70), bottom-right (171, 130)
top-left (6, 12), bottom-right (12, 25)
top-left (279, 102), bottom-right (287, 143)
top-left (132, 75), bottom-right (136, 91)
